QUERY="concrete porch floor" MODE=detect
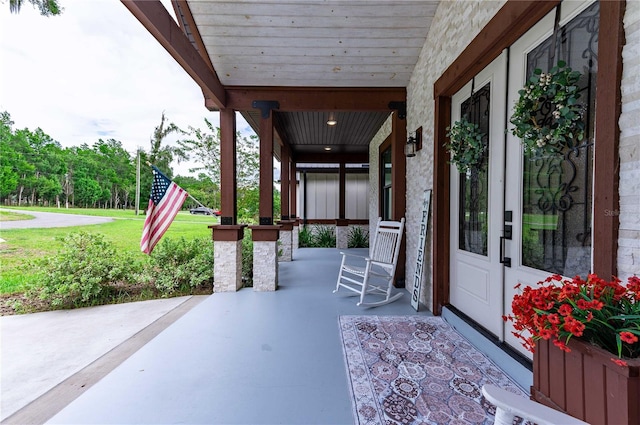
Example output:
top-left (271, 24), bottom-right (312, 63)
top-left (5, 248), bottom-right (532, 424)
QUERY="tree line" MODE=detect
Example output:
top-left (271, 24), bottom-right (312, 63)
top-left (0, 110), bottom-right (271, 221)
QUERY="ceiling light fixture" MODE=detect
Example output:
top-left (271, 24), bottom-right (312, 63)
top-left (327, 112), bottom-right (337, 126)
top-left (324, 146), bottom-right (332, 151)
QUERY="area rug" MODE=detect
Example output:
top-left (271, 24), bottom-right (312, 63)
top-left (339, 315), bottom-right (527, 425)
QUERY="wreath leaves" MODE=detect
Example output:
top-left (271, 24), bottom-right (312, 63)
top-left (509, 60), bottom-right (585, 157)
top-left (445, 116), bottom-right (486, 173)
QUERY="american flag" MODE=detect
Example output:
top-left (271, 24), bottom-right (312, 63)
top-left (140, 166), bottom-right (188, 254)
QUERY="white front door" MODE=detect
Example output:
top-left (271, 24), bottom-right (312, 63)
top-left (450, 1), bottom-right (598, 356)
top-left (503, 1), bottom-right (598, 358)
top-left (449, 52), bottom-right (507, 337)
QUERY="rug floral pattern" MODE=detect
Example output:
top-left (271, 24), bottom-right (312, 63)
top-left (339, 315), bottom-right (527, 425)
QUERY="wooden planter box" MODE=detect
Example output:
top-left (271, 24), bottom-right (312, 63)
top-left (532, 338), bottom-right (640, 424)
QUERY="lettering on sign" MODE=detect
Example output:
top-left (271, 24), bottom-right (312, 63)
top-left (412, 190), bottom-right (432, 311)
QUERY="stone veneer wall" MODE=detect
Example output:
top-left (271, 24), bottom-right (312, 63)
top-left (213, 240), bottom-right (243, 292)
top-left (403, 1), bottom-right (504, 310)
top-left (620, 0), bottom-right (640, 280)
top-left (253, 241), bottom-right (278, 291)
top-left (369, 117), bottom-right (392, 243)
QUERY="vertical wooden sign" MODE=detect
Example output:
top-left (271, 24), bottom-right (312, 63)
top-left (411, 190), bottom-right (432, 311)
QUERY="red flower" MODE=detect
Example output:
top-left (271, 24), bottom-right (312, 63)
top-left (611, 358), bottom-right (628, 367)
top-left (553, 339), bottom-right (571, 352)
top-left (620, 332), bottom-right (638, 345)
top-left (505, 275), bottom-right (640, 361)
top-left (558, 304), bottom-right (573, 316)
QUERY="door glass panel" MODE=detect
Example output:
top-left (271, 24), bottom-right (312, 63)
top-left (459, 83), bottom-right (490, 255)
top-left (521, 3), bottom-right (598, 276)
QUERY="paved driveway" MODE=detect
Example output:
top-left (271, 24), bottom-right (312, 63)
top-left (0, 209), bottom-right (113, 229)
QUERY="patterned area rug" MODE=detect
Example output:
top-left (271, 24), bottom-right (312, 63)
top-left (339, 315), bottom-right (527, 424)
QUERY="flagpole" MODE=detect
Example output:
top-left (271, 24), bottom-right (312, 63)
top-left (146, 162), bottom-right (208, 209)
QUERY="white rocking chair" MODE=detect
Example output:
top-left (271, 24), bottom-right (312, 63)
top-left (333, 217), bottom-right (405, 307)
top-left (481, 385), bottom-right (588, 425)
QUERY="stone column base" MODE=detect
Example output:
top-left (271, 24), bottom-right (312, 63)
top-left (277, 220), bottom-right (295, 261)
top-left (210, 225), bottom-right (247, 292)
top-left (336, 219), bottom-right (349, 249)
top-left (250, 225), bottom-right (281, 291)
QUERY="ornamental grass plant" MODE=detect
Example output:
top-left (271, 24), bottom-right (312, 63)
top-left (504, 274), bottom-right (640, 366)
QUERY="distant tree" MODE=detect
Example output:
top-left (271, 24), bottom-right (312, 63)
top-left (9, 0), bottom-right (62, 16)
top-left (148, 112), bottom-right (187, 177)
top-left (179, 118), bottom-right (220, 185)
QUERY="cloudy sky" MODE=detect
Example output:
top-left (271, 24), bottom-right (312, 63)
top-left (0, 0), bottom-right (250, 175)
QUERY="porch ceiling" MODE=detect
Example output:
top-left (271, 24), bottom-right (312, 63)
top-left (168, 0), bottom-right (440, 158)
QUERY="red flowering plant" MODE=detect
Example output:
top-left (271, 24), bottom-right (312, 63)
top-left (504, 274), bottom-right (640, 366)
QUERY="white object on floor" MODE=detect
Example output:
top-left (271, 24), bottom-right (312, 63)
top-left (482, 384), bottom-right (589, 425)
top-left (334, 217), bottom-right (405, 307)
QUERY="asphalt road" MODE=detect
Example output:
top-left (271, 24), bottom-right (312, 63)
top-left (0, 209), bottom-right (114, 229)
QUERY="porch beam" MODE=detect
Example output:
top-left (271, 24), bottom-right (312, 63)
top-left (293, 152), bottom-right (368, 163)
top-left (593, 0), bottom-right (624, 278)
top-left (121, 0), bottom-right (226, 109)
top-left (223, 87), bottom-right (405, 112)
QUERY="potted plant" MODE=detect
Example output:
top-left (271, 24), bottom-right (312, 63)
top-left (504, 274), bottom-right (640, 424)
top-left (509, 60), bottom-right (585, 157)
top-left (445, 116), bottom-right (486, 173)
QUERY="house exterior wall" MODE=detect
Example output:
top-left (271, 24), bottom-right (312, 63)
top-left (369, 117), bottom-right (392, 236)
top-left (298, 173), bottom-right (369, 220)
top-left (619, 0), bottom-right (640, 280)
top-left (402, 0), bottom-right (505, 309)
top-left (364, 0), bottom-right (636, 313)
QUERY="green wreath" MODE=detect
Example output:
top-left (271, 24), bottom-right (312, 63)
top-left (510, 60), bottom-right (585, 156)
top-left (445, 116), bottom-right (486, 173)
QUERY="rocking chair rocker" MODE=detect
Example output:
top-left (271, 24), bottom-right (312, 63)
top-left (333, 217), bottom-right (405, 307)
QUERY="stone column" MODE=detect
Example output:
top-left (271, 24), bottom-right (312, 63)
top-left (292, 217), bottom-right (299, 249)
top-left (277, 220), bottom-right (294, 261)
top-left (210, 225), bottom-right (246, 292)
top-left (250, 225), bottom-right (281, 291)
top-left (336, 219), bottom-right (349, 249)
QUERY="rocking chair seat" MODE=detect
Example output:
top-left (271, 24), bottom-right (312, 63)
top-left (333, 218), bottom-right (405, 307)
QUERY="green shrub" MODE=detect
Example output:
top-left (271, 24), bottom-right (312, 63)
top-left (313, 225), bottom-right (336, 247)
top-left (348, 226), bottom-right (369, 248)
top-left (37, 232), bottom-right (130, 307)
top-left (298, 225), bottom-right (313, 247)
top-left (147, 237), bottom-right (213, 294)
top-left (242, 228), bottom-right (253, 287)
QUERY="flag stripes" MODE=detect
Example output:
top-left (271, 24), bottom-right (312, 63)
top-left (141, 167), bottom-right (188, 254)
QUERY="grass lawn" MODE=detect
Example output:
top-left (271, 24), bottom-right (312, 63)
top-left (0, 207), bottom-right (216, 295)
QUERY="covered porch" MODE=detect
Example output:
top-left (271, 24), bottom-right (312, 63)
top-left (8, 248), bottom-right (530, 424)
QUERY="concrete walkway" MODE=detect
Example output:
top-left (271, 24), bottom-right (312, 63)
top-left (0, 209), bottom-right (113, 229)
top-left (1, 296), bottom-right (206, 423)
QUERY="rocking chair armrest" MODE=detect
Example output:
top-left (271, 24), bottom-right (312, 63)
top-left (339, 252), bottom-right (371, 261)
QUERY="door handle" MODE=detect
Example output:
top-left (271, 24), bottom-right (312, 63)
top-left (500, 236), bottom-right (511, 268)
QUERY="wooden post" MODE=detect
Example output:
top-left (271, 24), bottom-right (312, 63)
top-left (220, 108), bottom-right (237, 225)
top-left (259, 111), bottom-right (274, 225)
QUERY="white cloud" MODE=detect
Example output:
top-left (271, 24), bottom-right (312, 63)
top-left (0, 0), bottom-right (252, 175)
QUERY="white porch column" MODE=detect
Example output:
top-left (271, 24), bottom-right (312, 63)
top-left (277, 220), bottom-right (294, 261)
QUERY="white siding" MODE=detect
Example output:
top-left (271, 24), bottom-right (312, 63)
top-left (346, 174), bottom-right (369, 219)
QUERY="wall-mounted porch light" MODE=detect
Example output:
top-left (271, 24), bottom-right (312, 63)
top-left (405, 127), bottom-right (422, 158)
